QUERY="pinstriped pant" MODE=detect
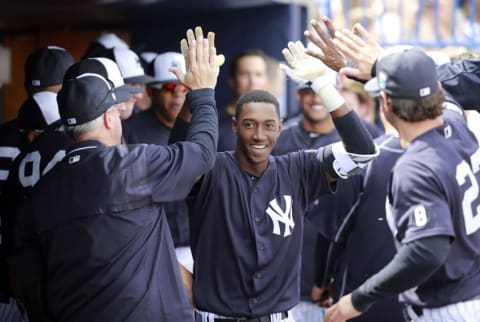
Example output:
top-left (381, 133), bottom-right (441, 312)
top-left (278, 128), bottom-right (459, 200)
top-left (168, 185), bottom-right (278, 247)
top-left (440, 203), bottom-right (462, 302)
top-left (289, 301), bottom-right (325, 322)
top-left (0, 297), bottom-right (29, 322)
top-left (406, 297), bottom-right (480, 322)
top-left (194, 309), bottom-right (291, 322)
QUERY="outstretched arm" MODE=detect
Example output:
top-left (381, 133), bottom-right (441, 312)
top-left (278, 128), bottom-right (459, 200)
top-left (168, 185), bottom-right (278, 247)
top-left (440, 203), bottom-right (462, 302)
top-left (280, 40), bottom-right (378, 181)
top-left (169, 26), bottom-right (222, 172)
top-left (325, 235), bottom-right (451, 322)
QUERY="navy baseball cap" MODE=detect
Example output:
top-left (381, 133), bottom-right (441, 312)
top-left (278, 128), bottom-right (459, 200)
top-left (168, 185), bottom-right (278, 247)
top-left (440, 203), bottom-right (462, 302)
top-left (24, 46), bottom-right (74, 91)
top-left (365, 48), bottom-right (438, 99)
top-left (64, 57), bottom-right (142, 96)
top-left (437, 58), bottom-right (480, 109)
top-left (17, 91), bottom-right (60, 131)
top-left (58, 73), bottom-right (131, 126)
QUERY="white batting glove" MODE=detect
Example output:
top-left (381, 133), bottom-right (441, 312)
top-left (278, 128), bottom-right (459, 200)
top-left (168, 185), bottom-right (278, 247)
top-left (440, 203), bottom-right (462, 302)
top-left (280, 41), bottom-right (345, 112)
top-left (280, 41), bottom-right (329, 84)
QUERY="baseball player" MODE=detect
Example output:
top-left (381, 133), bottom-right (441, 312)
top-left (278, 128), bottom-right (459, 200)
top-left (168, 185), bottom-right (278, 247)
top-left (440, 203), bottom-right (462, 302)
top-left (14, 27), bottom-right (220, 322)
top-left (313, 108), bottom-right (405, 322)
top-left (0, 46), bottom-right (73, 322)
top-left (272, 83), bottom-right (368, 322)
top-left (325, 47), bottom-right (480, 322)
top-left (0, 46), bottom-right (73, 196)
top-left (170, 34), bottom-right (378, 320)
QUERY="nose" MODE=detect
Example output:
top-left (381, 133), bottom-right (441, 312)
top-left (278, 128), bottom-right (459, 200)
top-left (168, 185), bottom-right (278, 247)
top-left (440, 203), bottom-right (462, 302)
top-left (253, 126), bottom-right (266, 141)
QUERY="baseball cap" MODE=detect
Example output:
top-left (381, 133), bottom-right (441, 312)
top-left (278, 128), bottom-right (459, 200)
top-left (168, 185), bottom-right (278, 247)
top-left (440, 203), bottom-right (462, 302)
top-left (139, 51), bottom-right (157, 77)
top-left (149, 52), bottom-right (186, 88)
top-left (17, 91), bottom-right (60, 131)
top-left (365, 48), bottom-right (438, 99)
top-left (24, 46), bottom-right (74, 91)
top-left (96, 32), bottom-right (129, 49)
top-left (83, 32), bottom-right (129, 59)
top-left (108, 48), bottom-right (155, 84)
top-left (437, 58), bottom-right (480, 109)
top-left (58, 73), bottom-right (131, 126)
top-left (64, 57), bottom-right (142, 97)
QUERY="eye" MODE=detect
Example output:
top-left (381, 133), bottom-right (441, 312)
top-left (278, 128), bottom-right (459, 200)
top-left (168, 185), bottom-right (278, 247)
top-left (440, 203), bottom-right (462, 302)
top-left (265, 123), bottom-right (275, 129)
top-left (244, 122), bottom-right (255, 128)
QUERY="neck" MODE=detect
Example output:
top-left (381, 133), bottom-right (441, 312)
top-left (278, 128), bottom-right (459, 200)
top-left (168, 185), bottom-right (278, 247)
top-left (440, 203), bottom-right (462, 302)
top-left (302, 117), bottom-right (334, 134)
top-left (153, 109), bottom-right (174, 128)
top-left (76, 133), bottom-right (118, 147)
top-left (396, 116), bottom-right (444, 148)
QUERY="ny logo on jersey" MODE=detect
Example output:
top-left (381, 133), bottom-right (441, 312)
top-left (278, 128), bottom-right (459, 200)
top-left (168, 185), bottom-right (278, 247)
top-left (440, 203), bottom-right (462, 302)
top-left (266, 195), bottom-right (294, 237)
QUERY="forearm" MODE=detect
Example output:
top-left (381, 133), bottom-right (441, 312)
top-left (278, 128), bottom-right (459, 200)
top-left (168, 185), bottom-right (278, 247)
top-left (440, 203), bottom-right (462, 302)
top-left (351, 235), bottom-right (451, 312)
top-left (184, 88), bottom-right (218, 170)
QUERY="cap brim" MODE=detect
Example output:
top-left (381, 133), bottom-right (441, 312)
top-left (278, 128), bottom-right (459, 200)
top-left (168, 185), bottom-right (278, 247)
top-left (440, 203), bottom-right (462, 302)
top-left (114, 87), bottom-right (134, 104)
top-left (119, 84), bottom-right (142, 94)
top-left (147, 78), bottom-right (179, 87)
top-left (124, 75), bottom-right (156, 84)
top-left (364, 77), bottom-right (380, 96)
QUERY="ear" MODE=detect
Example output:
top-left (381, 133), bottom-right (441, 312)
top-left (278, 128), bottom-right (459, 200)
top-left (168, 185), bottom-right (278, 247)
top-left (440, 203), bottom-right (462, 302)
top-left (228, 77), bottom-right (235, 90)
top-left (379, 91), bottom-right (390, 113)
top-left (232, 116), bottom-right (238, 136)
top-left (295, 89), bottom-right (301, 101)
top-left (104, 108), bottom-right (115, 129)
top-left (26, 131), bottom-right (40, 143)
top-left (277, 120), bottom-right (283, 137)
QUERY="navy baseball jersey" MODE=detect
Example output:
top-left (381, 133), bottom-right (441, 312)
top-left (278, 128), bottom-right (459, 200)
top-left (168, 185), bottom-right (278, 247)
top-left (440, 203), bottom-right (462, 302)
top-left (16, 89), bottom-right (218, 322)
top-left (188, 150), bottom-right (333, 317)
top-left (273, 121), bottom-right (377, 301)
top-left (17, 141), bottom-right (204, 322)
top-left (122, 108), bottom-right (189, 247)
top-left (326, 133), bottom-right (404, 322)
top-left (273, 122), bottom-right (341, 302)
top-left (387, 109), bottom-right (480, 307)
top-left (0, 120), bottom-right (24, 195)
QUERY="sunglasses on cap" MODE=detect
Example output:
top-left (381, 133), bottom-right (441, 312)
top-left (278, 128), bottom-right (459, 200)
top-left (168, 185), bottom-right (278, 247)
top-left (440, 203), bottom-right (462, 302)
top-left (159, 82), bottom-right (187, 94)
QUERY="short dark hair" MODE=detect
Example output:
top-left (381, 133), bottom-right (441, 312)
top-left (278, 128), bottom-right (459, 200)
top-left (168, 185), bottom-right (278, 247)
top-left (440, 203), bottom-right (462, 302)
top-left (229, 49), bottom-right (268, 79)
top-left (388, 89), bottom-right (445, 122)
top-left (235, 90), bottom-right (280, 120)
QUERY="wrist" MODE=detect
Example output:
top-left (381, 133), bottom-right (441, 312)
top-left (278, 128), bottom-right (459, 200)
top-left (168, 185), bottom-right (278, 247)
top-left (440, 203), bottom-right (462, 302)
top-left (310, 80), bottom-right (345, 112)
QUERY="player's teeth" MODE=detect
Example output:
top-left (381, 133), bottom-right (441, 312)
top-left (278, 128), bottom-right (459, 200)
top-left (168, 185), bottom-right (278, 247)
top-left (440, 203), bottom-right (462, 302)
top-left (252, 145), bottom-right (266, 149)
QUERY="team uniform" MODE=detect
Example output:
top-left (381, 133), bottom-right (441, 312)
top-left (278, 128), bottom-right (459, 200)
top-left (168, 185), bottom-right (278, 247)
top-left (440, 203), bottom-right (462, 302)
top-left (318, 133), bottom-right (404, 322)
top-left (273, 118), bottom-right (382, 322)
top-left (0, 120), bottom-right (24, 319)
top-left (122, 108), bottom-right (191, 268)
top-left (0, 120), bottom-right (24, 195)
top-left (15, 89), bottom-right (217, 322)
top-left (387, 109), bottom-right (480, 321)
top-left (273, 122), bottom-right (341, 322)
top-left (188, 150), bottom-right (333, 320)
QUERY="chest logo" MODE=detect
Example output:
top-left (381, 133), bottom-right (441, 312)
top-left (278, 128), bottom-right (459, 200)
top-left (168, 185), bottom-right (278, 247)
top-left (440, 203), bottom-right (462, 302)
top-left (266, 195), bottom-right (294, 237)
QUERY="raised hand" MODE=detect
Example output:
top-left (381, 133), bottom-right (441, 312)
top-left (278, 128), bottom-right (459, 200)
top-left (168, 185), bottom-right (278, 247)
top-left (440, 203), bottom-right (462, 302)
top-left (305, 17), bottom-right (346, 73)
top-left (280, 40), bottom-right (329, 84)
top-left (332, 24), bottom-right (384, 81)
top-left (180, 28), bottom-right (225, 69)
top-left (171, 26), bottom-right (221, 90)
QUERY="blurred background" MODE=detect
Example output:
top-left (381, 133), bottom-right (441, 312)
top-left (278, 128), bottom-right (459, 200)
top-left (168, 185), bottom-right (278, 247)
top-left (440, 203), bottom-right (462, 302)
top-left (0, 0), bottom-right (478, 122)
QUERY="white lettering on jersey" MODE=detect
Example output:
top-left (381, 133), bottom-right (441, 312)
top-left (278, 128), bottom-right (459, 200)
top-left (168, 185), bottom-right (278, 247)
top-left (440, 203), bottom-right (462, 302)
top-left (266, 195), bottom-right (294, 237)
top-left (456, 146), bottom-right (480, 235)
top-left (0, 146), bottom-right (21, 180)
top-left (19, 150), bottom-right (66, 188)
